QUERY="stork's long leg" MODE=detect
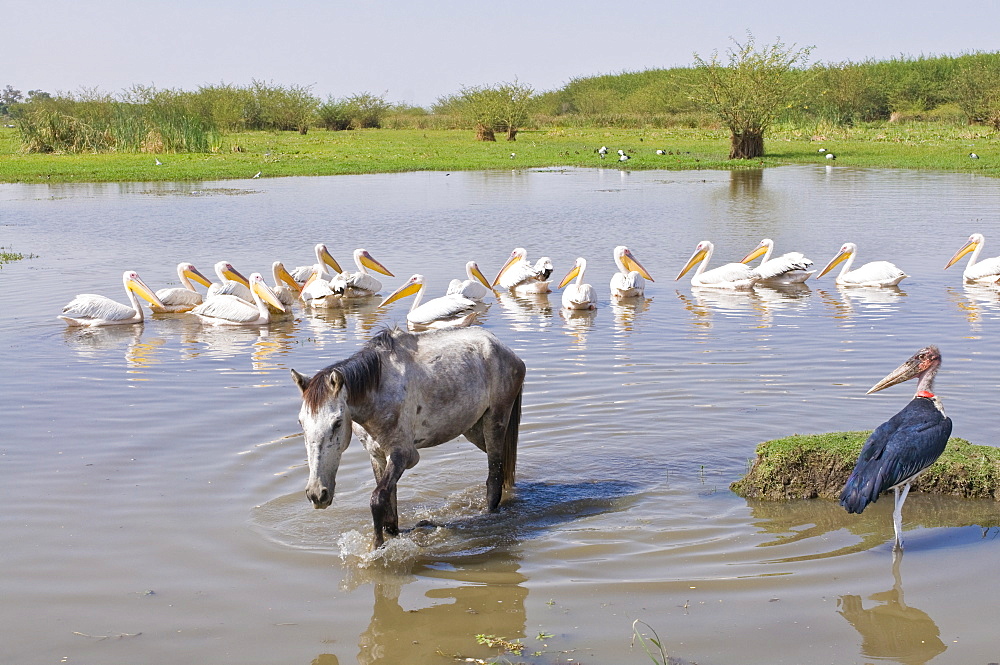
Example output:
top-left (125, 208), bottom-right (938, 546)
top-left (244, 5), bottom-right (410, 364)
top-left (892, 483), bottom-right (912, 551)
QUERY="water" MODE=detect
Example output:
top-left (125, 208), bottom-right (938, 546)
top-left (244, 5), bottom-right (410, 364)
top-left (2, 165), bottom-right (1000, 665)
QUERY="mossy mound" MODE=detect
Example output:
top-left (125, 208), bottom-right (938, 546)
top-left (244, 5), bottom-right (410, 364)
top-left (731, 432), bottom-right (1000, 501)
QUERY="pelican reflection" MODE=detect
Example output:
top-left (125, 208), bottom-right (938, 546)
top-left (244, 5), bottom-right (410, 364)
top-left (496, 291), bottom-right (554, 331)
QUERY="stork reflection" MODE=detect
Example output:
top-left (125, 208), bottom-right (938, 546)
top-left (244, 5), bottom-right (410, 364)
top-left (838, 552), bottom-right (945, 665)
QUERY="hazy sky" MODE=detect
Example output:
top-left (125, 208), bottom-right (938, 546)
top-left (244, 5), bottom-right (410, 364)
top-left (6, 1), bottom-right (1000, 107)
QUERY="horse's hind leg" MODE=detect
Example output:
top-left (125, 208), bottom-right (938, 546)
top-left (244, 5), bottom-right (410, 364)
top-left (474, 402), bottom-right (517, 512)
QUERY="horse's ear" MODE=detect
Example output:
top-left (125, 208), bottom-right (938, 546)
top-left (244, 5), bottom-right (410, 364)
top-left (290, 369), bottom-right (311, 394)
top-left (329, 370), bottom-right (344, 393)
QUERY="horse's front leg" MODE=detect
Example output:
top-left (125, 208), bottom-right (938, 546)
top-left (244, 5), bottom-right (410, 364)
top-left (370, 450), bottom-right (409, 549)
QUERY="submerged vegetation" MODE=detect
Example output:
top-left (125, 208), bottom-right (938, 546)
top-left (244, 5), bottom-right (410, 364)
top-left (0, 246), bottom-right (36, 265)
top-left (731, 432), bottom-right (1000, 501)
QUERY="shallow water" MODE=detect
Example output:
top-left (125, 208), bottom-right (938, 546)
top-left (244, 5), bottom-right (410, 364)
top-left (2, 165), bottom-right (1000, 665)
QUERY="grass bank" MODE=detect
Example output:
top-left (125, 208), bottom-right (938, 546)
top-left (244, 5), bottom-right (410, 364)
top-left (0, 124), bottom-right (997, 184)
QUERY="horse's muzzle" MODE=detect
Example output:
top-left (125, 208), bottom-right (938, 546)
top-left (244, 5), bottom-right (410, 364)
top-left (306, 486), bottom-right (332, 509)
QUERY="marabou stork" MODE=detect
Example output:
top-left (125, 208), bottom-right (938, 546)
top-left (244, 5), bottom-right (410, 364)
top-left (839, 346), bottom-right (952, 551)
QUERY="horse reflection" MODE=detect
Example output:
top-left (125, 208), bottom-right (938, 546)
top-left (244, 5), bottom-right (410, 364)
top-left (356, 557), bottom-right (528, 665)
top-left (838, 552), bottom-right (945, 665)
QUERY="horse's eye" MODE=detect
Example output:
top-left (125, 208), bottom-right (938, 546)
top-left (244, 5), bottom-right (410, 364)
top-left (331, 418), bottom-right (342, 431)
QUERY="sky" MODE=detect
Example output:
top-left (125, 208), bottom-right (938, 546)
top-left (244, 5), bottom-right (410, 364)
top-left (6, 0), bottom-right (1000, 107)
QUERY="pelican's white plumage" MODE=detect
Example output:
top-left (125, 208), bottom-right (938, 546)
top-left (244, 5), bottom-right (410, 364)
top-left (151, 262), bottom-right (214, 313)
top-left (610, 245), bottom-right (654, 298)
top-left (380, 274), bottom-right (479, 328)
top-left (332, 248), bottom-right (394, 298)
top-left (192, 273), bottom-right (285, 325)
top-left (299, 264), bottom-right (344, 308)
top-left (816, 242), bottom-right (908, 287)
top-left (493, 247), bottom-right (554, 294)
top-left (559, 257), bottom-right (598, 310)
top-left (206, 261), bottom-right (252, 301)
top-left (675, 240), bottom-right (759, 290)
top-left (270, 261), bottom-right (302, 313)
top-left (291, 244), bottom-right (342, 283)
top-left (740, 238), bottom-right (815, 284)
top-left (446, 261), bottom-right (493, 301)
top-left (59, 270), bottom-right (165, 327)
top-left (945, 233), bottom-right (1000, 283)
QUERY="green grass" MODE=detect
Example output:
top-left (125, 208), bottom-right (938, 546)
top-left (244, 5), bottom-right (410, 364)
top-left (0, 246), bottom-right (36, 265)
top-left (0, 123), bottom-right (997, 184)
top-left (731, 431), bottom-right (1000, 501)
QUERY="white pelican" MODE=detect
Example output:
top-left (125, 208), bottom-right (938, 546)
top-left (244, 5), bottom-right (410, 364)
top-left (207, 261), bottom-right (252, 301)
top-left (610, 245), bottom-right (655, 298)
top-left (331, 248), bottom-right (394, 298)
top-left (740, 238), bottom-right (815, 284)
top-left (379, 274), bottom-right (479, 328)
top-left (270, 261), bottom-right (302, 312)
top-left (291, 243), bottom-right (342, 283)
top-left (816, 242), bottom-right (908, 287)
top-left (151, 262), bottom-right (214, 313)
top-left (299, 263), bottom-right (344, 309)
top-left (558, 257), bottom-right (597, 310)
top-left (192, 273), bottom-right (285, 325)
top-left (945, 233), bottom-right (1000, 283)
top-left (675, 240), bottom-right (759, 290)
top-left (492, 247), bottom-right (554, 294)
top-left (446, 261), bottom-right (493, 301)
top-left (59, 270), bottom-right (165, 327)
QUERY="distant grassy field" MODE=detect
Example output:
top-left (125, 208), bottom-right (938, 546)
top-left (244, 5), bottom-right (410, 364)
top-left (0, 124), bottom-right (997, 184)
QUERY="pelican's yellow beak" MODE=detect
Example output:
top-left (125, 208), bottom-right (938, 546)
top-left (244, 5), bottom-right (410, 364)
top-left (222, 265), bottom-right (251, 287)
top-left (379, 277), bottom-right (422, 307)
top-left (740, 243), bottom-right (769, 265)
top-left (817, 248), bottom-right (853, 278)
top-left (253, 280), bottom-right (285, 312)
top-left (493, 254), bottom-right (520, 286)
top-left (622, 250), bottom-right (654, 281)
top-left (183, 265), bottom-right (213, 289)
top-left (275, 263), bottom-right (302, 292)
top-left (558, 264), bottom-right (581, 289)
top-left (945, 238), bottom-right (979, 269)
top-left (359, 251), bottom-right (394, 277)
top-left (469, 262), bottom-right (495, 292)
top-left (129, 275), bottom-right (166, 308)
top-left (675, 248), bottom-right (708, 281)
top-left (320, 246), bottom-right (343, 274)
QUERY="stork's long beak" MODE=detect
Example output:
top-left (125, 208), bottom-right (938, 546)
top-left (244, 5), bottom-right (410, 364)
top-left (359, 251), bottom-right (394, 277)
top-left (184, 266), bottom-right (213, 289)
top-left (253, 280), bottom-right (285, 312)
top-left (558, 264), bottom-right (581, 289)
top-left (675, 248), bottom-right (708, 281)
top-left (222, 265), bottom-right (251, 287)
top-left (817, 248), bottom-right (853, 279)
top-left (378, 277), bottom-right (421, 307)
top-left (493, 253), bottom-right (520, 286)
top-left (945, 238), bottom-right (979, 269)
top-left (129, 275), bottom-right (166, 308)
top-left (622, 249), bottom-right (654, 281)
top-left (740, 243), bottom-right (769, 264)
top-left (867, 354), bottom-right (924, 394)
top-left (320, 246), bottom-right (343, 275)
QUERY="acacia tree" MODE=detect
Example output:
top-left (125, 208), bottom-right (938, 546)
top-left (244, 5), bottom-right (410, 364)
top-left (693, 34), bottom-right (812, 159)
top-left (457, 80), bottom-right (533, 141)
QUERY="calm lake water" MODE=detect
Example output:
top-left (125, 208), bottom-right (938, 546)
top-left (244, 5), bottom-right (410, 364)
top-left (2, 165), bottom-right (1000, 665)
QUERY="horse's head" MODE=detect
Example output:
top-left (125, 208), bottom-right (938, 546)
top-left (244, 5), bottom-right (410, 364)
top-left (291, 367), bottom-right (353, 509)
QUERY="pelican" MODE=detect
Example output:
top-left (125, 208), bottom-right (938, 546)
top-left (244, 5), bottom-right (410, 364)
top-left (740, 238), bottom-right (815, 284)
top-left (675, 240), bottom-right (759, 290)
top-left (299, 264), bottom-right (344, 309)
top-left (151, 262), bottom-right (214, 313)
top-left (816, 243), bottom-right (907, 287)
top-left (270, 261), bottom-right (302, 311)
top-left (840, 346), bottom-right (952, 551)
top-left (291, 244), bottom-right (342, 284)
top-left (944, 233), bottom-right (1000, 283)
top-left (379, 274), bottom-right (479, 328)
top-left (332, 248), bottom-right (394, 298)
top-left (493, 247), bottom-right (554, 294)
top-left (206, 261), bottom-right (253, 301)
top-left (192, 273), bottom-right (285, 326)
top-left (558, 257), bottom-right (597, 310)
top-left (610, 245), bottom-right (654, 298)
top-left (446, 261), bottom-right (494, 302)
top-left (59, 270), bottom-right (165, 327)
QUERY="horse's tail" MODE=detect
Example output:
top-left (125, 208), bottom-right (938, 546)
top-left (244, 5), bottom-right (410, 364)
top-left (501, 385), bottom-right (522, 491)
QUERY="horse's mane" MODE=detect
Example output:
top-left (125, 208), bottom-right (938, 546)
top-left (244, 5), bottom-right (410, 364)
top-left (303, 327), bottom-right (404, 412)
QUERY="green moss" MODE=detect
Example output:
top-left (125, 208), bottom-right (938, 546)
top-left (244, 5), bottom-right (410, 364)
top-left (731, 432), bottom-right (1000, 501)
